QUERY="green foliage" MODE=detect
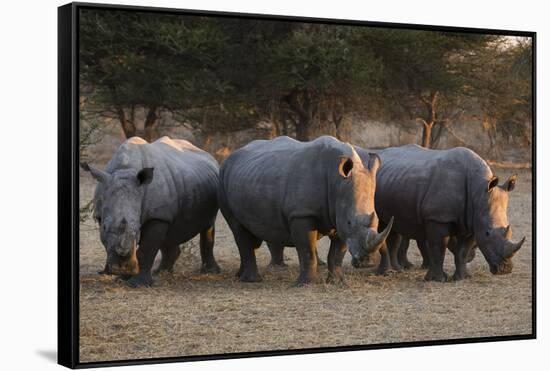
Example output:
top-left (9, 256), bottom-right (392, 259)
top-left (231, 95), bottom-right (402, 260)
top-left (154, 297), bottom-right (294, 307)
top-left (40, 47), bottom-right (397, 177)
top-left (359, 29), bottom-right (497, 118)
top-left (79, 8), bottom-right (532, 145)
top-left (269, 24), bottom-right (378, 95)
top-left (80, 9), bottom-right (229, 110)
top-left (462, 37), bottom-right (532, 141)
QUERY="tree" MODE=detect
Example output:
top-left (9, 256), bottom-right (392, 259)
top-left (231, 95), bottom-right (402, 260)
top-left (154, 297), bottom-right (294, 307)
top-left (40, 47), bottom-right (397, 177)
top-left (360, 29), bottom-right (500, 148)
top-left (257, 24), bottom-right (381, 140)
top-left (80, 9), bottom-right (229, 141)
top-left (468, 37), bottom-right (532, 150)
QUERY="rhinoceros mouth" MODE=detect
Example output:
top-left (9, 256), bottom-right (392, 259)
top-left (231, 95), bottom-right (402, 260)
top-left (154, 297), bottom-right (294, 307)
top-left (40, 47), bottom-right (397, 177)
top-left (489, 258), bottom-right (513, 275)
top-left (110, 261), bottom-right (139, 276)
top-left (108, 240), bottom-right (139, 276)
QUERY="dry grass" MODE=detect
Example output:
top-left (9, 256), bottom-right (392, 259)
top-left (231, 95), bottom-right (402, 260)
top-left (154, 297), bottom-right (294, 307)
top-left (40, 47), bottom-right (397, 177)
top-left (78, 168), bottom-right (533, 363)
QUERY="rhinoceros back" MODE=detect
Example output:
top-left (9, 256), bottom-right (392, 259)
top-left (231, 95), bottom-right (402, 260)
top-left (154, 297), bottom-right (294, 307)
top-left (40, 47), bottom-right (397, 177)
top-left (97, 136), bottom-right (219, 226)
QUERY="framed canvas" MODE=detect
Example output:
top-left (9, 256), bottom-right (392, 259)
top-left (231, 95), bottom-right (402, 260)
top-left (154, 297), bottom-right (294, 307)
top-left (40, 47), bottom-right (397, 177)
top-left (58, 2), bottom-right (536, 368)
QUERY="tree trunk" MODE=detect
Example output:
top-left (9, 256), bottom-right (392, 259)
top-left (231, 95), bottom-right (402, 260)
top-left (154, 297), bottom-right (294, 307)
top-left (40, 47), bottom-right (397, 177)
top-left (334, 121), bottom-right (343, 140)
top-left (116, 105), bottom-right (136, 138)
top-left (281, 119), bottom-right (289, 136)
top-left (333, 112), bottom-right (344, 140)
top-left (295, 119), bottom-right (310, 141)
top-left (421, 121), bottom-right (434, 148)
top-left (283, 89), bottom-right (316, 141)
top-left (143, 105), bottom-right (159, 142)
top-left (483, 117), bottom-right (501, 157)
top-left (419, 91), bottom-right (439, 148)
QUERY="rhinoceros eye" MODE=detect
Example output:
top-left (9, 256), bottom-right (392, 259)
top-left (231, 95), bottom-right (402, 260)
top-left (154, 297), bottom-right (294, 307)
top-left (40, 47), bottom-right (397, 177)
top-left (485, 230), bottom-right (490, 237)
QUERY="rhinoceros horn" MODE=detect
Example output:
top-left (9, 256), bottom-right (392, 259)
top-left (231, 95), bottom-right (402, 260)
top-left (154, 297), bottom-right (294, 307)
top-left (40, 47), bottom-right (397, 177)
top-left (365, 216), bottom-right (394, 253)
top-left (503, 236), bottom-right (525, 258)
top-left (80, 162), bottom-right (112, 183)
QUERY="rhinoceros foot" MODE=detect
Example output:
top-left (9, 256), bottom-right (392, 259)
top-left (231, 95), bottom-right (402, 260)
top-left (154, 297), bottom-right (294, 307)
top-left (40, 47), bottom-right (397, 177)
top-left (126, 273), bottom-right (153, 288)
top-left (98, 264), bottom-right (111, 275)
top-left (424, 270), bottom-right (448, 282)
top-left (200, 262), bottom-right (221, 274)
top-left (238, 270), bottom-right (262, 283)
top-left (452, 270), bottom-right (471, 281)
top-left (376, 264), bottom-right (390, 276)
top-left (292, 279), bottom-right (314, 288)
top-left (326, 269), bottom-right (346, 286)
top-left (391, 262), bottom-right (404, 272)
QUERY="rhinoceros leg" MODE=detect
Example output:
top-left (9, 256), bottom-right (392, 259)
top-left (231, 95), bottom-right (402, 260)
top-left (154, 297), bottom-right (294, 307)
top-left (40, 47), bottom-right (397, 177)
top-left (267, 242), bottom-right (287, 267)
top-left (388, 232), bottom-right (403, 271)
top-left (98, 262), bottom-right (111, 275)
top-left (127, 219), bottom-right (170, 288)
top-left (153, 243), bottom-right (181, 275)
top-left (397, 237), bottom-right (415, 270)
top-left (417, 239), bottom-right (430, 269)
top-left (326, 236), bottom-right (347, 284)
top-left (200, 225), bottom-right (221, 274)
top-left (452, 236), bottom-right (476, 281)
top-left (416, 240), bottom-right (430, 269)
top-left (290, 218), bottom-right (319, 286)
top-left (376, 242), bottom-right (390, 275)
top-left (424, 222), bottom-right (451, 282)
top-left (231, 224), bottom-right (263, 282)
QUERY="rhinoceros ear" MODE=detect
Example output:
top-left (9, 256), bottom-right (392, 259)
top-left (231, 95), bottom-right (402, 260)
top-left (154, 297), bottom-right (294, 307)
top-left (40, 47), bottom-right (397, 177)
top-left (338, 156), bottom-right (354, 178)
top-left (137, 167), bottom-right (154, 185)
top-left (502, 174), bottom-right (517, 192)
top-left (80, 162), bottom-right (111, 183)
top-left (367, 153), bottom-right (381, 174)
top-left (487, 176), bottom-right (499, 192)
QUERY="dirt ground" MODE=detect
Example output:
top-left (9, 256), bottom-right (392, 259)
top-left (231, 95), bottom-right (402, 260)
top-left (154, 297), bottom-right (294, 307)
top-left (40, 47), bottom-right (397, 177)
top-left (78, 168), bottom-right (533, 363)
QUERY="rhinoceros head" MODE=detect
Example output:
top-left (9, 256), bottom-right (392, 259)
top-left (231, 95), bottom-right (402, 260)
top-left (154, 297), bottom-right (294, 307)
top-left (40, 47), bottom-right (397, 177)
top-left (334, 149), bottom-right (393, 260)
top-left (81, 162), bottom-right (154, 276)
top-left (474, 174), bottom-right (525, 275)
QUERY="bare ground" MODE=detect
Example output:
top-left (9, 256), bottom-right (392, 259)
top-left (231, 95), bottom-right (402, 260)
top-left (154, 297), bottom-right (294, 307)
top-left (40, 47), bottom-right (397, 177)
top-left (78, 169), bottom-right (533, 363)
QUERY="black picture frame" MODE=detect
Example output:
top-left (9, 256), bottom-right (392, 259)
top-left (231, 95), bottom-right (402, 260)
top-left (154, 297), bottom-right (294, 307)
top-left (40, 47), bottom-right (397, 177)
top-left (58, 2), bottom-right (537, 368)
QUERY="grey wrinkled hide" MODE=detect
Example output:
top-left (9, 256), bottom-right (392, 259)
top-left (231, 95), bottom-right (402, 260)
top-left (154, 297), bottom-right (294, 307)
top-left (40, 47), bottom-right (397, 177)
top-left (89, 136), bottom-right (220, 284)
top-left (355, 144), bottom-right (524, 280)
top-left (219, 136), bottom-right (390, 285)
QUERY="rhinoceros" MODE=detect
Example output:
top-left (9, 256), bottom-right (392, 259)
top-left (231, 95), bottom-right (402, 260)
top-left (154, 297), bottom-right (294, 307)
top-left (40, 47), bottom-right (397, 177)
top-left (354, 144), bottom-right (524, 282)
top-left (81, 136), bottom-right (221, 287)
top-left (218, 136), bottom-right (393, 286)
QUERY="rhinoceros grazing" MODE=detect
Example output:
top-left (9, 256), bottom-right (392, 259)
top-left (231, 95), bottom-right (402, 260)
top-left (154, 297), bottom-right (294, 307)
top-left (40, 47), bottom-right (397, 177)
top-left (355, 144), bottom-right (524, 282)
top-left (81, 136), bottom-right (221, 287)
top-left (218, 135), bottom-right (393, 286)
